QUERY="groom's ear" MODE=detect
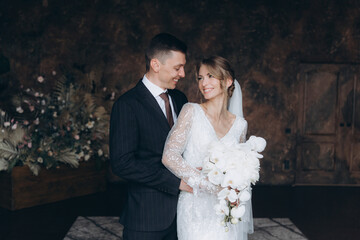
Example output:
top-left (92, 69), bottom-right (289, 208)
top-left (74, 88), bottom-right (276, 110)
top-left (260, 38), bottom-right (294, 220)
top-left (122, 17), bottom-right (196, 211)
top-left (150, 58), bottom-right (160, 73)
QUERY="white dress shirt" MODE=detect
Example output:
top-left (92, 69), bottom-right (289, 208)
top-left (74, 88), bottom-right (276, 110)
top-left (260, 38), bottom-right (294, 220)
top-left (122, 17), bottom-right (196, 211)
top-left (142, 75), bottom-right (178, 123)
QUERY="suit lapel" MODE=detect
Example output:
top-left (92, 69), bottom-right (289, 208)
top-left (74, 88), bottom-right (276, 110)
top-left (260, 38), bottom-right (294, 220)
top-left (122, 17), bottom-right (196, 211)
top-left (135, 81), bottom-right (171, 132)
top-left (168, 90), bottom-right (180, 116)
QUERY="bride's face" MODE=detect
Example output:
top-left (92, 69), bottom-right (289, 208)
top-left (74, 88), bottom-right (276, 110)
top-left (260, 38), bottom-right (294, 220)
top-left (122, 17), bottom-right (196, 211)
top-left (198, 65), bottom-right (225, 100)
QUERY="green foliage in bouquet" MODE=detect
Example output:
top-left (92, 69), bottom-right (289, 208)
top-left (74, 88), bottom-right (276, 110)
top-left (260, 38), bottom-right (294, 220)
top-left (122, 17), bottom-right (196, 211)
top-left (0, 69), bottom-right (111, 175)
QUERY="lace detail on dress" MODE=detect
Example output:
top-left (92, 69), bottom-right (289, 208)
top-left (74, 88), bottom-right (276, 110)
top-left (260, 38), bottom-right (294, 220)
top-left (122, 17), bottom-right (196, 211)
top-left (162, 103), bottom-right (219, 194)
top-left (162, 103), bottom-right (252, 240)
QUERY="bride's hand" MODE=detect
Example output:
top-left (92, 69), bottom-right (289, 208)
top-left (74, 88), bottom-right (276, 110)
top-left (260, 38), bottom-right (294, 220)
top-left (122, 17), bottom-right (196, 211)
top-left (179, 179), bottom-right (193, 193)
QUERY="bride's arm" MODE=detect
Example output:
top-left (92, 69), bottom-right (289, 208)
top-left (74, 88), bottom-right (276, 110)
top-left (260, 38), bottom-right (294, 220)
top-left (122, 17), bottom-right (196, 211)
top-left (162, 103), bottom-right (220, 194)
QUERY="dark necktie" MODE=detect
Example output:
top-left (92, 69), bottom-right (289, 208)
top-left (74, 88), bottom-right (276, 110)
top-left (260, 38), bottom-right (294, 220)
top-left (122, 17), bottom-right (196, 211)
top-left (159, 92), bottom-right (174, 128)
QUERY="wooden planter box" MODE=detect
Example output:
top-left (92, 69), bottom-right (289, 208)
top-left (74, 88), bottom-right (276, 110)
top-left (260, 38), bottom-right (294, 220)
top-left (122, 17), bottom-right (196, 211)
top-left (0, 161), bottom-right (107, 210)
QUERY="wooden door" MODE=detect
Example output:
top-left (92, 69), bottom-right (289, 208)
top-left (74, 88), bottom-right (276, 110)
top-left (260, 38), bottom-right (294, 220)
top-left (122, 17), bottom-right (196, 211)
top-left (296, 64), bottom-right (360, 185)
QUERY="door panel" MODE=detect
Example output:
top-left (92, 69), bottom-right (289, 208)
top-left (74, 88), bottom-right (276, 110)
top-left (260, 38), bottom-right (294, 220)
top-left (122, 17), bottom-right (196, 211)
top-left (351, 76), bottom-right (360, 172)
top-left (301, 143), bottom-right (335, 171)
top-left (304, 71), bottom-right (337, 135)
top-left (296, 64), bottom-right (360, 185)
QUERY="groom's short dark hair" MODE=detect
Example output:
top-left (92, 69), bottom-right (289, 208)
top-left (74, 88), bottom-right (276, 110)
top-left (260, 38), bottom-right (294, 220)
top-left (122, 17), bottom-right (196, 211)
top-left (145, 33), bottom-right (187, 72)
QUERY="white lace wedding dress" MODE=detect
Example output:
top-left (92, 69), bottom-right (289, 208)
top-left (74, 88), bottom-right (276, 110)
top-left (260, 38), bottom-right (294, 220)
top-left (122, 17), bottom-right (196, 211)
top-left (163, 103), bottom-right (254, 240)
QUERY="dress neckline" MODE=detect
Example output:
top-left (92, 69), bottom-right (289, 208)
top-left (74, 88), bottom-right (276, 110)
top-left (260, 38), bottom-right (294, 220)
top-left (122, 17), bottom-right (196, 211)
top-left (196, 103), bottom-right (238, 141)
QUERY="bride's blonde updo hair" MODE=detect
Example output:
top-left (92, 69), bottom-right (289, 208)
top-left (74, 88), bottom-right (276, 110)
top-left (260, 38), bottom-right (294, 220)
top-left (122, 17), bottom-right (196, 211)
top-left (195, 56), bottom-right (236, 97)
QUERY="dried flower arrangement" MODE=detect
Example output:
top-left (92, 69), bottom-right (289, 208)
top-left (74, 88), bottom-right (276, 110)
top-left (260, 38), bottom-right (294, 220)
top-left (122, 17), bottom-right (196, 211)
top-left (0, 67), bottom-right (112, 175)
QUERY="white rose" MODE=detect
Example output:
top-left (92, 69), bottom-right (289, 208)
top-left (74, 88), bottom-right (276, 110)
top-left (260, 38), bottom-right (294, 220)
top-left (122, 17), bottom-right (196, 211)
top-left (4, 122), bottom-right (10, 127)
top-left (84, 154), bottom-right (90, 161)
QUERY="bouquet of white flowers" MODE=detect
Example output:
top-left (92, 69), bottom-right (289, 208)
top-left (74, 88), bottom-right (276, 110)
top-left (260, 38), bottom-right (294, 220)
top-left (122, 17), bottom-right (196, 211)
top-left (202, 136), bottom-right (266, 230)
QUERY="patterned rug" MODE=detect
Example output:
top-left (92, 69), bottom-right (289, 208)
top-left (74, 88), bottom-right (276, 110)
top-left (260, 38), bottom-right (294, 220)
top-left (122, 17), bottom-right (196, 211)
top-left (64, 217), bottom-right (308, 240)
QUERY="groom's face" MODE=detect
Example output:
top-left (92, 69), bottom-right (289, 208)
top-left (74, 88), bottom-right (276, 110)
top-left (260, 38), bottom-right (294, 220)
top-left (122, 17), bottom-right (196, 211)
top-left (157, 51), bottom-right (186, 90)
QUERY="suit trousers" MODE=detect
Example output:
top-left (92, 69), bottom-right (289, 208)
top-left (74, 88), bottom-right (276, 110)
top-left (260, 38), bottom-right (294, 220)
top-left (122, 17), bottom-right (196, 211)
top-left (123, 217), bottom-right (177, 240)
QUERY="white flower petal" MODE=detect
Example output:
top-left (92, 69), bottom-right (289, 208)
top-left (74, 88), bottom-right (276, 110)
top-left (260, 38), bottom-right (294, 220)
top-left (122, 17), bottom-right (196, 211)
top-left (231, 205), bottom-right (246, 218)
top-left (228, 189), bottom-right (238, 202)
top-left (217, 188), bottom-right (230, 200)
top-left (239, 190), bottom-right (251, 202)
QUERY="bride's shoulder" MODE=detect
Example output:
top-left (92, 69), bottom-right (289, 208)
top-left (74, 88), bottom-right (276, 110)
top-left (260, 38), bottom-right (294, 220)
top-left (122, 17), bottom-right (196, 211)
top-left (238, 116), bottom-right (248, 128)
top-left (182, 102), bottom-right (200, 111)
top-left (184, 102), bottom-right (199, 106)
top-left (179, 102), bottom-right (197, 115)
top-left (233, 114), bottom-right (247, 126)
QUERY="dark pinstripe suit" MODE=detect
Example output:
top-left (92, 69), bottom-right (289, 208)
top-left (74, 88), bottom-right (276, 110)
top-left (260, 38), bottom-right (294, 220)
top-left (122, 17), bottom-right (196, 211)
top-left (110, 80), bottom-right (188, 237)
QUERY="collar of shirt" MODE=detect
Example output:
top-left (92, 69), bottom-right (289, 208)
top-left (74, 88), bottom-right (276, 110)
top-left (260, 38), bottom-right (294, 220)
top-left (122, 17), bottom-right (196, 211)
top-left (142, 74), bottom-right (167, 98)
top-left (142, 74), bottom-right (178, 122)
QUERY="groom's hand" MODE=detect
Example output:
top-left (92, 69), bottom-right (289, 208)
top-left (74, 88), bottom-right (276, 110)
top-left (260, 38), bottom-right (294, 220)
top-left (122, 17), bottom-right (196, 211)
top-left (179, 179), bottom-right (193, 193)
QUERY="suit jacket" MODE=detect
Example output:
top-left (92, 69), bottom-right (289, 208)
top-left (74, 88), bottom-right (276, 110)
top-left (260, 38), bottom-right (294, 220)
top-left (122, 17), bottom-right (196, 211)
top-left (110, 80), bottom-right (188, 231)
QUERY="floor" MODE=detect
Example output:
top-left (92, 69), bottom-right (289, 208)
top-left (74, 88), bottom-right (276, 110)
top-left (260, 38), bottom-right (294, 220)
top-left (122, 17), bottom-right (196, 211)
top-left (64, 217), bottom-right (307, 240)
top-left (1, 184), bottom-right (359, 240)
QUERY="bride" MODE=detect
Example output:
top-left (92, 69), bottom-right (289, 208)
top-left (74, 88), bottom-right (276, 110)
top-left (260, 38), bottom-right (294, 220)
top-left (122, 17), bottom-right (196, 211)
top-left (162, 56), bottom-right (253, 240)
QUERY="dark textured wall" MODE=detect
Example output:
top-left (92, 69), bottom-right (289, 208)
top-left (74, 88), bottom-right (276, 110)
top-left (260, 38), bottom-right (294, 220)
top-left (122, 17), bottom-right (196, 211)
top-left (1, 0), bottom-right (359, 185)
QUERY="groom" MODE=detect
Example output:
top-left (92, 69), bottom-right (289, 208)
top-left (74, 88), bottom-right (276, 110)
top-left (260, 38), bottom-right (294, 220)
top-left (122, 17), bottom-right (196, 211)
top-left (110, 33), bottom-right (192, 240)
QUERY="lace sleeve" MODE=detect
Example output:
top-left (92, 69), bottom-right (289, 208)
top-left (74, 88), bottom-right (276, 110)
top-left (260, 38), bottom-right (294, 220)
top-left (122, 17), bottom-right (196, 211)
top-left (239, 119), bottom-right (248, 143)
top-left (162, 103), bottom-right (219, 194)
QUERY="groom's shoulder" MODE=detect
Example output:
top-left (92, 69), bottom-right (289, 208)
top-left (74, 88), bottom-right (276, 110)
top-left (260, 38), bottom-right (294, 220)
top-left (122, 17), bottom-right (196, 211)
top-left (111, 84), bottom-right (140, 111)
top-left (115, 82), bottom-right (141, 102)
